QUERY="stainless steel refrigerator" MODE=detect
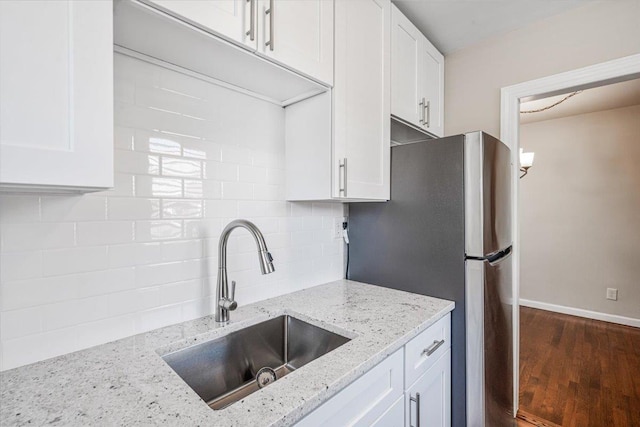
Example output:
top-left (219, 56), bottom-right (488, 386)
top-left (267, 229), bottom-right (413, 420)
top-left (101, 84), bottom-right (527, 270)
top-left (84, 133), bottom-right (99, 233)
top-left (348, 131), bottom-right (514, 427)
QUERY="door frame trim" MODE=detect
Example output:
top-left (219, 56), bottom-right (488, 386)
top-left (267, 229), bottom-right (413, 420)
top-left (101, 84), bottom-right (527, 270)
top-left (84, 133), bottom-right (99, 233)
top-left (499, 53), bottom-right (640, 417)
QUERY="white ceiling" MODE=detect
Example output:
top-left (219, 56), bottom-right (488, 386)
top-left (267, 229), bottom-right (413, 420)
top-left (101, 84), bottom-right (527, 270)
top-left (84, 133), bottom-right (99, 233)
top-left (392, 0), bottom-right (595, 55)
top-left (520, 78), bottom-right (640, 124)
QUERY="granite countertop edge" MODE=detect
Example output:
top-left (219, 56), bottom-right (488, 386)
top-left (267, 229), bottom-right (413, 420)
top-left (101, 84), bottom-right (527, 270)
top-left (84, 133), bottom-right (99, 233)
top-left (0, 279), bottom-right (455, 427)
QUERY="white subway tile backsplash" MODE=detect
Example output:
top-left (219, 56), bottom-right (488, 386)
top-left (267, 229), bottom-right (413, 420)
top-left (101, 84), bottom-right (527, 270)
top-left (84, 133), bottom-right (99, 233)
top-left (0, 307), bottom-right (43, 340)
top-left (238, 201), bottom-right (288, 217)
top-left (135, 261), bottom-right (186, 288)
top-left (161, 156), bottom-right (202, 178)
top-left (135, 176), bottom-right (183, 198)
top-left (41, 296), bottom-right (110, 331)
top-left (1, 276), bottom-right (79, 311)
top-left (107, 243), bottom-right (162, 269)
top-left (0, 196), bottom-right (40, 223)
top-left (108, 288), bottom-right (160, 317)
top-left (2, 327), bottom-right (79, 369)
top-left (161, 240), bottom-right (203, 262)
top-left (101, 173), bottom-right (135, 198)
top-left (159, 279), bottom-right (203, 305)
top-left (136, 304), bottom-right (182, 333)
top-left (253, 184), bottom-right (283, 201)
top-left (1, 222), bottom-right (75, 252)
top-left (115, 149), bottom-right (160, 176)
top-left (221, 181), bottom-right (253, 200)
top-left (0, 53), bottom-right (344, 371)
top-left (74, 315), bottom-right (136, 349)
top-left (77, 221), bottom-right (135, 246)
top-left (290, 202), bottom-right (313, 217)
top-left (41, 196), bottom-right (107, 222)
top-left (266, 168), bottom-right (285, 186)
top-left (238, 165), bottom-right (267, 183)
top-left (204, 161), bottom-right (238, 181)
top-left (0, 251), bottom-right (43, 282)
top-left (108, 197), bottom-right (160, 220)
top-left (135, 220), bottom-right (183, 242)
top-left (42, 246), bottom-right (108, 277)
top-left (203, 200), bottom-right (238, 218)
top-left (114, 127), bottom-right (135, 150)
top-left (161, 199), bottom-right (203, 219)
top-left (75, 268), bottom-right (137, 298)
top-left (221, 146), bottom-right (252, 165)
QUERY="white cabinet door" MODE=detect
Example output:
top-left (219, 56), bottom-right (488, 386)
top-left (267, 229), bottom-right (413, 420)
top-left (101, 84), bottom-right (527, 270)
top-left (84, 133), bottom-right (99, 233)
top-left (257, 0), bottom-right (333, 85)
top-left (420, 38), bottom-right (444, 137)
top-left (405, 349), bottom-right (451, 427)
top-left (0, 0), bottom-right (113, 191)
top-left (295, 348), bottom-right (404, 427)
top-left (391, 4), bottom-right (422, 128)
top-left (146, 0), bottom-right (257, 50)
top-left (372, 396), bottom-right (405, 427)
top-left (390, 5), bottom-right (444, 137)
top-left (333, 0), bottom-right (390, 201)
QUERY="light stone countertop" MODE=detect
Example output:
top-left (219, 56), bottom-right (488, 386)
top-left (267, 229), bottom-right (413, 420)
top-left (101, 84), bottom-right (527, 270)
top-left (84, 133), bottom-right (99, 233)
top-left (0, 280), bottom-right (454, 426)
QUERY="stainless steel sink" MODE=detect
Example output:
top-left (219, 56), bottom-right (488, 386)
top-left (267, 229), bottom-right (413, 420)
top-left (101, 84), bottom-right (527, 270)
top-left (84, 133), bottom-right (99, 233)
top-left (161, 315), bottom-right (350, 410)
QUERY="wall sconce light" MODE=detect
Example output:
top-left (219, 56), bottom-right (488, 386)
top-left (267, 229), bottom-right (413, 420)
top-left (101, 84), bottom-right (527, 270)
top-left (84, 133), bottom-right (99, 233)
top-left (519, 148), bottom-right (535, 179)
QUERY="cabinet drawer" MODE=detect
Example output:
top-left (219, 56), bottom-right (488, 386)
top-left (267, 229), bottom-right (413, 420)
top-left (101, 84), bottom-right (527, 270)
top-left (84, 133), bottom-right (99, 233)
top-left (295, 348), bottom-right (403, 427)
top-left (405, 313), bottom-right (451, 388)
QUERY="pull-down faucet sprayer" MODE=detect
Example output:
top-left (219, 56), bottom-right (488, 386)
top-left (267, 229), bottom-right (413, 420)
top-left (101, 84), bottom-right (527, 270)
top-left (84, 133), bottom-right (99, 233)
top-left (215, 219), bottom-right (275, 323)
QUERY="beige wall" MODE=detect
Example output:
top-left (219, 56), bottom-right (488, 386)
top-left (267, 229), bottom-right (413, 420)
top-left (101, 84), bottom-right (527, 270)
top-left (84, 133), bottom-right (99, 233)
top-left (444, 0), bottom-right (640, 137)
top-left (519, 104), bottom-right (640, 319)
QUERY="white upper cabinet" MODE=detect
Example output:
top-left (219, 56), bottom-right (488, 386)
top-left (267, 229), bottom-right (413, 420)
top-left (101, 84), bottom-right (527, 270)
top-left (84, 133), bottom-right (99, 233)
top-left (145, 0), bottom-right (334, 86)
top-left (420, 37), bottom-right (444, 137)
top-left (285, 0), bottom-right (390, 202)
top-left (391, 6), bottom-right (422, 127)
top-left (333, 0), bottom-right (390, 200)
top-left (146, 0), bottom-right (257, 50)
top-left (391, 4), bottom-right (444, 137)
top-left (257, 0), bottom-right (334, 85)
top-left (0, 0), bottom-right (113, 192)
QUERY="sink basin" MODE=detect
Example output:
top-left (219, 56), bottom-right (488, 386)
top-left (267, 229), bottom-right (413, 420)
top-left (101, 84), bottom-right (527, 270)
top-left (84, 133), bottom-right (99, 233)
top-left (161, 315), bottom-right (351, 410)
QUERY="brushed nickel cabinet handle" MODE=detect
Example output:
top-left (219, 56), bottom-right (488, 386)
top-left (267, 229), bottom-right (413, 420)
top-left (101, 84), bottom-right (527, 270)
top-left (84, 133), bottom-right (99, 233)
top-left (265, 0), bottom-right (274, 51)
top-left (246, 0), bottom-right (255, 41)
top-left (419, 97), bottom-right (425, 124)
top-left (421, 339), bottom-right (445, 357)
top-left (339, 158), bottom-right (347, 197)
top-left (425, 100), bottom-right (430, 128)
top-left (410, 392), bottom-right (421, 427)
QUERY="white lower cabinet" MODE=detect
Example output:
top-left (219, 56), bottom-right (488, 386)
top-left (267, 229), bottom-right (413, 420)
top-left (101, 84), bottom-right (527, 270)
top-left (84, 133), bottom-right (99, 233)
top-left (295, 349), bottom-right (404, 426)
top-left (372, 395), bottom-right (405, 427)
top-left (296, 314), bottom-right (451, 427)
top-left (406, 349), bottom-right (452, 427)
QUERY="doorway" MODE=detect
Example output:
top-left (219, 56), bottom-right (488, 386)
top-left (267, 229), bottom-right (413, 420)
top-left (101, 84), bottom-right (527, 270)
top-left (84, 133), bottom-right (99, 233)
top-left (500, 53), bottom-right (640, 425)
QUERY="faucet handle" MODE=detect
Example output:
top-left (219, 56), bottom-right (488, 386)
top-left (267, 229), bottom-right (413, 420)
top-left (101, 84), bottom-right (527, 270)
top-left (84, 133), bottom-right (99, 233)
top-left (230, 280), bottom-right (236, 302)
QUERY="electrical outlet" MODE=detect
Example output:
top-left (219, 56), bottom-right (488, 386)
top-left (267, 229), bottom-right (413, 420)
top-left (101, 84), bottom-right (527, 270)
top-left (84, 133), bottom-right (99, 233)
top-left (606, 288), bottom-right (618, 301)
top-left (332, 218), bottom-right (343, 239)
top-left (332, 217), bottom-right (348, 239)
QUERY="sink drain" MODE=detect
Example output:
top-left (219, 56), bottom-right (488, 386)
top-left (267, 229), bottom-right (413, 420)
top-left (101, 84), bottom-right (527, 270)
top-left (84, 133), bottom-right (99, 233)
top-left (256, 367), bottom-right (277, 388)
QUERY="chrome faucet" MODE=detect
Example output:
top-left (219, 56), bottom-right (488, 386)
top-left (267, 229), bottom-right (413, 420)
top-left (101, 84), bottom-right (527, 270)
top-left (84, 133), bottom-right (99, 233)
top-left (215, 219), bottom-right (275, 323)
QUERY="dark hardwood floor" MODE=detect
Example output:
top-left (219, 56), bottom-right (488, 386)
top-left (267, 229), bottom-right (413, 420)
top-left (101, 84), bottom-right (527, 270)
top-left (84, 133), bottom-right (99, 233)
top-left (519, 307), bottom-right (640, 427)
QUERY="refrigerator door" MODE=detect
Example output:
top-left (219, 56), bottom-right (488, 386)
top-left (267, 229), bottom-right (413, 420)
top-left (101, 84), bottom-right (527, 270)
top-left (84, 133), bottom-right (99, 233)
top-left (466, 250), bottom-right (514, 427)
top-left (464, 132), bottom-right (512, 258)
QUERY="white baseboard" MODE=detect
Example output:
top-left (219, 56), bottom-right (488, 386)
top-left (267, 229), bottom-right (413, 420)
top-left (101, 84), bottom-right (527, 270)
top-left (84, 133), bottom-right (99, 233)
top-left (519, 299), bottom-right (640, 328)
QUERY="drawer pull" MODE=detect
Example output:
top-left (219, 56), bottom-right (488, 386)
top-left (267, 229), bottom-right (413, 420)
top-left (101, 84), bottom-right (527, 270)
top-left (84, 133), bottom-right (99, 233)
top-left (422, 339), bottom-right (445, 357)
